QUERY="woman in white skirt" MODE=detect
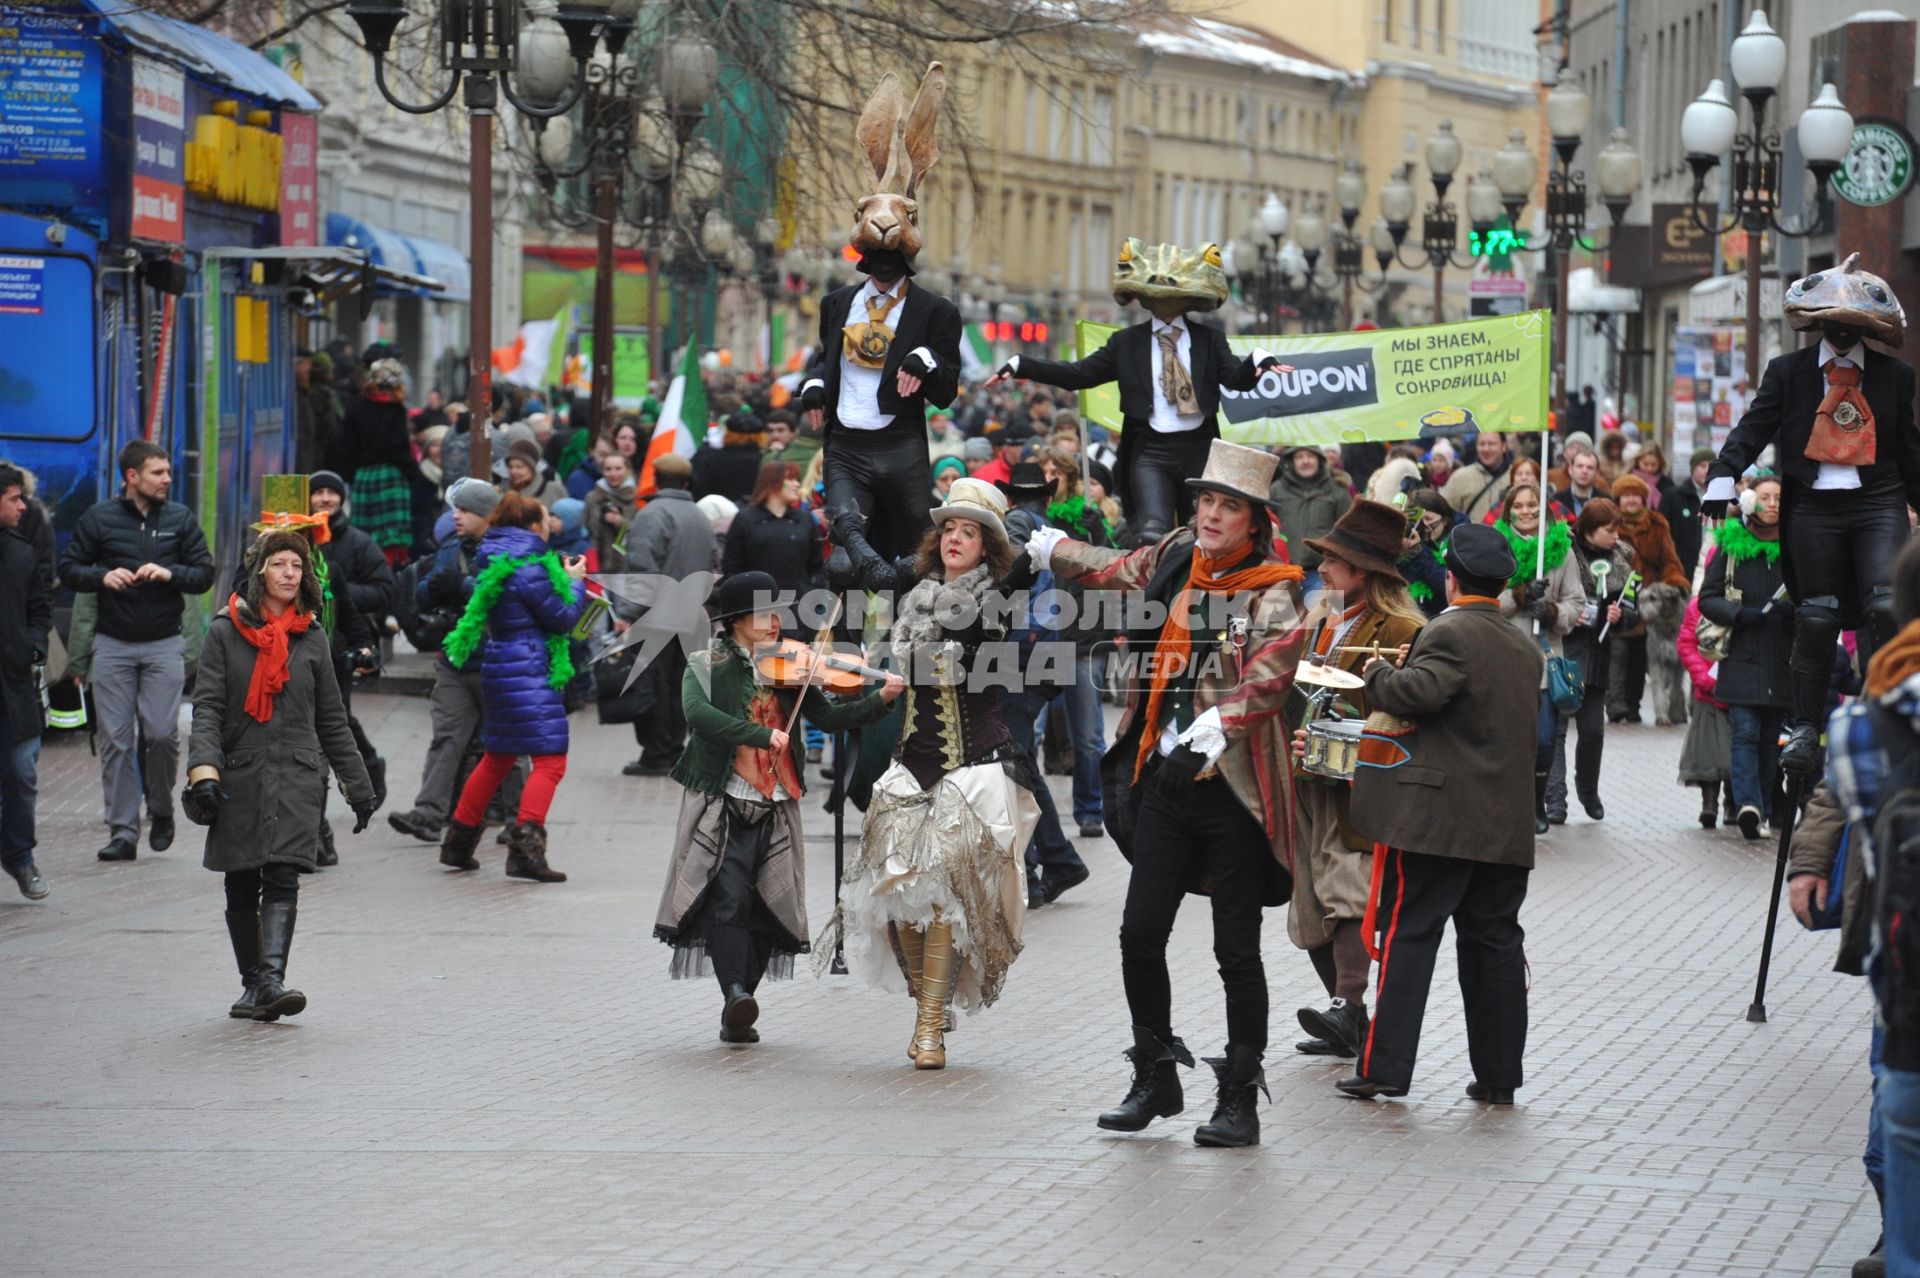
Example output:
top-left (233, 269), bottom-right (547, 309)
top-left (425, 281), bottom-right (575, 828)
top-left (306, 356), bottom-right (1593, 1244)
top-left (817, 479), bottom-right (1040, 1069)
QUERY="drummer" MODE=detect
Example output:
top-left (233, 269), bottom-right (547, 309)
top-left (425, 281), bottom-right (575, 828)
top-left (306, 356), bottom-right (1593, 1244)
top-left (1286, 501), bottom-right (1427, 1060)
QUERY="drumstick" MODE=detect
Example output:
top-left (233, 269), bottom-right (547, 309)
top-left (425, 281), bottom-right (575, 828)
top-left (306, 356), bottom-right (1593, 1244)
top-left (1333, 643), bottom-right (1401, 660)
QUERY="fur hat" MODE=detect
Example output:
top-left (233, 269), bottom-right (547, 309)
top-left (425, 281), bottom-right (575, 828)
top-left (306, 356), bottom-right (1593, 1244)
top-left (1610, 473), bottom-right (1652, 503)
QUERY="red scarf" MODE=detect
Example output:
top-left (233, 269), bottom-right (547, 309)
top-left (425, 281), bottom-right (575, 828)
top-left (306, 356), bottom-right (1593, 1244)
top-left (1134, 547), bottom-right (1303, 780)
top-left (228, 593), bottom-right (313, 723)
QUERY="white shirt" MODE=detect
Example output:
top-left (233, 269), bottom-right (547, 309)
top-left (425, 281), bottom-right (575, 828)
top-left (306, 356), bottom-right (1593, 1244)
top-left (833, 276), bottom-right (906, 432)
top-left (1812, 338), bottom-right (1865, 491)
top-left (1147, 315), bottom-right (1206, 435)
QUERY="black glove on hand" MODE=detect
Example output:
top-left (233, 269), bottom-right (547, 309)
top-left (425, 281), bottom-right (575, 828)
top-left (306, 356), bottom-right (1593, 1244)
top-left (351, 801), bottom-right (377, 834)
top-left (799, 381), bottom-right (825, 411)
top-left (903, 349), bottom-right (936, 377)
top-left (1159, 744), bottom-right (1209, 786)
top-left (1523, 578), bottom-right (1548, 605)
top-left (828, 504), bottom-right (867, 549)
top-left (181, 778), bottom-right (226, 827)
top-left (1736, 606), bottom-right (1765, 628)
top-left (1701, 498), bottom-right (1730, 521)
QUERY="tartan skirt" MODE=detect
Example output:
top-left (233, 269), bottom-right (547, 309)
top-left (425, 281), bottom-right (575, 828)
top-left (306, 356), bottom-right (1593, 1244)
top-left (352, 463), bottom-right (414, 550)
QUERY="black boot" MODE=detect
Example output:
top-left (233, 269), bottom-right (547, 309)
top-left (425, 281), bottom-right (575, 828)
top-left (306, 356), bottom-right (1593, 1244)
top-left (1096, 1026), bottom-right (1193, 1132)
top-left (315, 820), bottom-right (338, 868)
top-left (1192, 1044), bottom-right (1268, 1148)
top-left (1784, 600), bottom-right (1842, 778)
top-left (254, 902), bottom-right (306, 1020)
top-left (1533, 772), bottom-right (1550, 835)
top-left (224, 910), bottom-right (266, 1020)
top-left (365, 756), bottom-right (388, 812)
top-left (1779, 723), bottom-right (1822, 778)
top-left (438, 819), bottom-right (483, 871)
top-left (1297, 998), bottom-right (1369, 1057)
top-left (719, 983), bottom-right (760, 1044)
top-left (1699, 782), bottom-right (1719, 830)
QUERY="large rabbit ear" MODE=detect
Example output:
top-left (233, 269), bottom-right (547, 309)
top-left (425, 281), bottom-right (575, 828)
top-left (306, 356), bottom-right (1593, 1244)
top-left (901, 61), bottom-right (946, 197)
top-left (856, 72), bottom-right (906, 189)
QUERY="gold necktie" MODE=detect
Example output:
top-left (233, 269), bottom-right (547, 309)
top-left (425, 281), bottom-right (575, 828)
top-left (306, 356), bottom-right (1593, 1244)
top-left (1156, 325), bottom-right (1200, 416)
top-left (844, 288), bottom-right (904, 370)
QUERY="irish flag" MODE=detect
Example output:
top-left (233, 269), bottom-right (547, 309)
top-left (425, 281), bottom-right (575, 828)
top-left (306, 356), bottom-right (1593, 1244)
top-left (637, 343), bottom-right (704, 494)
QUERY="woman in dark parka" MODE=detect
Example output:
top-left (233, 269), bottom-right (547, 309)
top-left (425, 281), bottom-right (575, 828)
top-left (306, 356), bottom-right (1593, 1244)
top-left (184, 531), bottom-right (376, 1022)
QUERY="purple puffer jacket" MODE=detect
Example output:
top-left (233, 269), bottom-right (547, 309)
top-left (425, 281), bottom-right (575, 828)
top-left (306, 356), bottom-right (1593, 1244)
top-left (473, 525), bottom-right (585, 756)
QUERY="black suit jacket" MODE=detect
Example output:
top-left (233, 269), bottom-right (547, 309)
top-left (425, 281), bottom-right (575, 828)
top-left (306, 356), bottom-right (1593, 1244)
top-left (1712, 344), bottom-right (1920, 509)
top-left (803, 282), bottom-right (962, 447)
top-left (1015, 320), bottom-right (1262, 505)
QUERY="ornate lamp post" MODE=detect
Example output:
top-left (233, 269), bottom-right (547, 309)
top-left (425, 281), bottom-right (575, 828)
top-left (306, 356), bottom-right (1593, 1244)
top-left (1681, 9), bottom-right (1853, 395)
top-left (345, 0), bottom-right (623, 476)
top-left (1328, 165), bottom-right (1392, 328)
top-left (1376, 121), bottom-right (1505, 326)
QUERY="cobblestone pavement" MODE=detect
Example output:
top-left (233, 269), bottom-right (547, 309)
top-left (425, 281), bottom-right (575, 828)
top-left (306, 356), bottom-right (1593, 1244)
top-left (0, 689), bottom-right (1884, 1277)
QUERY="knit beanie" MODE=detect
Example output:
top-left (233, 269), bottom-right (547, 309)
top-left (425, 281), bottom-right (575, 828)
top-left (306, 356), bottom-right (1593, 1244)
top-left (309, 469), bottom-right (348, 497)
top-left (447, 476), bottom-right (501, 518)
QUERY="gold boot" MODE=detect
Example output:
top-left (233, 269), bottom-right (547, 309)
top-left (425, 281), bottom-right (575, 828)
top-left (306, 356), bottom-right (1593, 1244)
top-left (894, 924), bottom-right (926, 1060)
top-left (913, 919), bottom-right (956, 1070)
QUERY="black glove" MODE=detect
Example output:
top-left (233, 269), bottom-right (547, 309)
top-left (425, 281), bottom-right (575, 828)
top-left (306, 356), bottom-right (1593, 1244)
top-left (1254, 354), bottom-right (1282, 373)
top-left (902, 348), bottom-right (936, 377)
top-left (1764, 598), bottom-right (1795, 621)
top-left (827, 504), bottom-right (867, 549)
top-left (351, 801), bottom-right (377, 834)
top-left (1736, 606), bottom-right (1765, 628)
top-left (995, 358), bottom-right (1020, 381)
top-left (1158, 744), bottom-right (1209, 786)
top-left (1523, 578), bottom-right (1548, 605)
top-left (824, 545), bottom-right (858, 592)
top-left (1701, 498), bottom-right (1730, 521)
top-left (181, 778), bottom-right (226, 827)
top-left (799, 381), bottom-right (825, 411)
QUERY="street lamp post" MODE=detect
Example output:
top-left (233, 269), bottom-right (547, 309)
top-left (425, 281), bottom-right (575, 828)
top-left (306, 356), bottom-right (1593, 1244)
top-left (1329, 164), bottom-right (1393, 329)
top-left (345, 0), bottom-right (620, 477)
top-left (1376, 121), bottom-right (1501, 329)
top-left (1681, 10), bottom-right (1853, 395)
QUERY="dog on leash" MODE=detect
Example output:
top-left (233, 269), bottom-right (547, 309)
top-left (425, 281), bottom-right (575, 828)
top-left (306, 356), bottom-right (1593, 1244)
top-left (1640, 582), bottom-right (1690, 727)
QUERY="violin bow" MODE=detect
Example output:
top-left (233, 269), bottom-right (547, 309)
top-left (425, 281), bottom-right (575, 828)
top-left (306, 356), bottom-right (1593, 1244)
top-left (780, 594), bottom-right (847, 741)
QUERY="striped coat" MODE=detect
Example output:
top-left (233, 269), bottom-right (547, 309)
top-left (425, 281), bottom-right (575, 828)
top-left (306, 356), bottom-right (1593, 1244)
top-left (1052, 529), bottom-right (1309, 896)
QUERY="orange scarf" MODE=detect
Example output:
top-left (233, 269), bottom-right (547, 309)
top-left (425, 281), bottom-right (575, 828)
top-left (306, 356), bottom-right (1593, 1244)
top-left (1133, 547), bottom-right (1303, 780)
top-left (228, 593), bottom-right (314, 723)
top-left (1867, 619), bottom-right (1920, 698)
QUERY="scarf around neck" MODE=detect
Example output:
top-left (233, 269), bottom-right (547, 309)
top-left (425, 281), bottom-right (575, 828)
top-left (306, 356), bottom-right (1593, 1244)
top-left (1715, 517), bottom-right (1781, 566)
top-left (1868, 619), bottom-right (1920, 697)
top-left (891, 561), bottom-right (996, 668)
top-left (1493, 518), bottom-right (1571, 590)
top-left (1133, 544), bottom-right (1303, 780)
top-left (228, 593), bottom-right (313, 723)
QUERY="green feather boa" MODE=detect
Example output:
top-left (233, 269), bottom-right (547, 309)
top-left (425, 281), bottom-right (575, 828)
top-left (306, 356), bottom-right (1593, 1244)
top-left (1492, 518), bottom-right (1571, 591)
top-left (1046, 493), bottom-right (1111, 544)
top-left (1714, 517), bottom-right (1782, 567)
top-left (442, 551), bottom-right (579, 689)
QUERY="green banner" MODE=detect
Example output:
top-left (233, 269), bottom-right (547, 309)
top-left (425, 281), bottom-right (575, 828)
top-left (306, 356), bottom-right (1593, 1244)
top-left (1074, 310), bottom-right (1552, 446)
top-left (577, 329), bottom-right (651, 407)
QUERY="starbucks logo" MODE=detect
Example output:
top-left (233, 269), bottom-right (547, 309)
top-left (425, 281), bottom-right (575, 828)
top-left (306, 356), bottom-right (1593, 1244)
top-left (1835, 119), bottom-right (1915, 209)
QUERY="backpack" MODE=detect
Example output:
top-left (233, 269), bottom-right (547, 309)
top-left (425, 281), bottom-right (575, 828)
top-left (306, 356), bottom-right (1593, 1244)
top-left (1865, 702), bottom-right (1920, 1069)
top-left (394, 550), bottom-right (462, 653)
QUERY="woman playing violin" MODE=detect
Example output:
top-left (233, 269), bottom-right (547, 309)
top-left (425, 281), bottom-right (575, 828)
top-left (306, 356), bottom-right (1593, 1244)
top-left (655, 570), bottom-right (904, 1045)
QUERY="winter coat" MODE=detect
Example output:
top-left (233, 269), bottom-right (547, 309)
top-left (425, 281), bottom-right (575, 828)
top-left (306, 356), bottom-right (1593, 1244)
top-left (1267, 465), bottom-right (1352, 571)
top-left (467, 526), bottom-right (586, 756)
top-left (1665, 483), bottom-right (1706, 577)
top-left (318, 513), bottom-right (394, 656)
top-left (1499, 552), bottom-right (1585, 690)
top-left (1786, 782), bottom-right (1871, 977)
top-left (1613, 510), bottom-right (1691, 638)
top-left (329, 395), bottom-right (423, 486)
top-left (721, 502), bottom-right (822, 604)
top-left (188, 603), bottom-right (374, 872)
top-left (583, 480), bottom-right (635, 569)
top-left (690, 442), bottom-right (765, 506)
top-left (1439, 458), bottom-right (1513, 524)
top-left (625, 489), bottom-right (715, 582)
top-left (1697, 526), bottom-right (1790, 709)
top-left (1562, 537), bottom-right (1635, 690)
top-left (0, 526), bottom-right (51, 745)
top-left (1676, 586), bottom-right (1729, 710)
top-left (58, 496), bottom-right (215, 642)
top-left (1398, 543), bottom-right (1448, 618)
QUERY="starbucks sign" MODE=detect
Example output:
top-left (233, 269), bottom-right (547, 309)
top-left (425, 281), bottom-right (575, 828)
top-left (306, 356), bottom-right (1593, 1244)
top-left (1833, 118), bottom-right (1915, 208)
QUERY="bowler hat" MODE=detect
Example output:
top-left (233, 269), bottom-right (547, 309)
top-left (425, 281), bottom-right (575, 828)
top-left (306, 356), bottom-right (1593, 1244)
top-left (1304, 499), bottom-right (1407, 582)
top-left (1184, 439), bottom-right (1280, 510)
top-left (1447, 523), bottom-right (1517, 584)
top-left (710, 570), bottom-right (780, 624)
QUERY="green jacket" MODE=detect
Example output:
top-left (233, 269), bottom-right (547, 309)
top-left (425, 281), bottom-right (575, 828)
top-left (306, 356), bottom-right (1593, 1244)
top-left (672, 638), bottom-right (893, 798)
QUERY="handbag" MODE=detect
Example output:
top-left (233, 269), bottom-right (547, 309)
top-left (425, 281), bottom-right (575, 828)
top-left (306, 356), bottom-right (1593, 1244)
top-left (1696, 576), bottom-right (1741, 664)
top-left (593, 646), bottom-right (652, 724)
top-left (1540, 629), bottom-right (1584, 714)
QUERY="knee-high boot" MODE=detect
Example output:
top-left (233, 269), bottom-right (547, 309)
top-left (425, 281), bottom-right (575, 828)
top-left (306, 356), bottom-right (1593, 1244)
top-left (224, 910), bottom-right (265, 1019)
top-left (1533, 772), bottom-right (1550, 835)
top-left (1699, 781), bottom-right (1720, 829)
top-left (255, 902), bottom-right (306, 1020)
top-left (912, 919), bottom-right (956, 1070)
top-left (895, 923), bottom-right (926, 1060)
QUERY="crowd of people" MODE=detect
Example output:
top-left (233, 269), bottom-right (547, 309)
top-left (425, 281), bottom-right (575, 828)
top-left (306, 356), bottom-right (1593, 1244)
top-left (1, 214), bottom-right (1914, 1272)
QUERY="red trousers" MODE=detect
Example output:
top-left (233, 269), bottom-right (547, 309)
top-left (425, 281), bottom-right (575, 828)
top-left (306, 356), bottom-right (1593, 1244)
top-left (453, 751), bottom-right (567, 827)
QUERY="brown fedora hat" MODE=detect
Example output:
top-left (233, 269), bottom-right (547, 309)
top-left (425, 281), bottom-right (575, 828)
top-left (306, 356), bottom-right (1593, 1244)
top-left (1304, 498), bottom-right (1407, 582)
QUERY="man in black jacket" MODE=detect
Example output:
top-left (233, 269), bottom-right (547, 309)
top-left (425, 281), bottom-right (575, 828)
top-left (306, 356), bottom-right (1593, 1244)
top-left (0, 465), bottom-right (52, 900)
top-left (58, 440), bottom-right (214, 861)
top-left (986, 239), bottom-right (1279, 544)
top-left (1702, 254), bottom-right (1920, 774)
top-left (309, 470), bottom-right (395, 862)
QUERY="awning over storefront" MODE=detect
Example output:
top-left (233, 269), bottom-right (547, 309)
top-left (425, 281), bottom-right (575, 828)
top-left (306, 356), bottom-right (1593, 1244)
top-left (88, 0), bottom-right (321, 111)
top-left (326, 214), bottom-right (470, 303)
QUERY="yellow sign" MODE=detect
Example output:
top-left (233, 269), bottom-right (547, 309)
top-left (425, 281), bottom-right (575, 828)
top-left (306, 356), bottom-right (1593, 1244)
top-left (184, 104), bottom-right (283, 211)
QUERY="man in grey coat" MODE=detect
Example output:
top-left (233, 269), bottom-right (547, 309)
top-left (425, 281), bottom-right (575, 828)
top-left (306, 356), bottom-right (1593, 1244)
top-left (621, 453), bottom-right (715, 775)
top-left (1337, 523), bottom-right (1544, 1104)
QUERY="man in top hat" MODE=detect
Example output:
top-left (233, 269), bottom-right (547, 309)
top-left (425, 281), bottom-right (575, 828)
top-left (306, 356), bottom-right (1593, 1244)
top-left (1701, 253), bottom-right (1920, 774)
top-left (998, 461), bottom-right (1090, 907)
top-left (1333, 522), bottom-right (1542, 1104)
top-left (1285, 500), bottom-right (1427, 1059)
top-left (985, 240), bottom-right (1282, 545)
top-left (1027, 438), bottom-right (1307, 1148)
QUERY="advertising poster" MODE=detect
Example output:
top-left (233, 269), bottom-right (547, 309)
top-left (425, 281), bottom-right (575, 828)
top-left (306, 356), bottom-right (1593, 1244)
top-left (130, 57), bottom-right (185, 244)
top-left (279, 112), bottom-right (317, 247)
top-left (1671, 326), bottom-right (1748, 456)
top-left (0, 6), bottom-right (105, 218)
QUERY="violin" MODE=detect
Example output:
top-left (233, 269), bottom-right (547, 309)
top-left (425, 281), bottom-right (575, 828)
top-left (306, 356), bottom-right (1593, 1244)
top-left (753, 637), bottom-right (892, 695)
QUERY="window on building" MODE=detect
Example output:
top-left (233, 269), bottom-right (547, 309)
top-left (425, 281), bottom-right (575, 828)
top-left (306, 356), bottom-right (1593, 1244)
top-left (1171, 177), bottom-right (1187, 242)
top-left (1072, 84), bottom-right (1088, 164)
top-left (1089, 208), bottom-right (1112, 295)
top-left (1048, 84), bottom-right (1063, 159)
top-left (1384, 0), bottom-right (1394, 44)
top-left (1410, 0), bottom-right (1421, 48)
top-left (1434, 0), bottom-right (1444, 53)
top-left (1092, 89), bottom-right (1115, 165)
top-left (1024, 79), bottom-right (1038, 154)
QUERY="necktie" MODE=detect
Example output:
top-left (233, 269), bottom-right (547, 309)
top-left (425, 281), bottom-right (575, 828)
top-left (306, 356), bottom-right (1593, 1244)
top-left (843, 288), bottom-right (904, 370)
top-left (1807, 359), bottom-right (1877, 466)
top-left (1155, 326), bottom-right (1200, 416)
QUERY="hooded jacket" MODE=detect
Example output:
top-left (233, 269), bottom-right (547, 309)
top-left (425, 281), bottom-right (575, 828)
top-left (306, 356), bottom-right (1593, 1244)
top-left (1267, 455), bottom-right (1352, 571)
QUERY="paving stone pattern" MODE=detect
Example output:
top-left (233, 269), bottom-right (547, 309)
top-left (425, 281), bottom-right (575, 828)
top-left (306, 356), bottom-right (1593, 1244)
top-left (0, 692), bottom-right (1884, 1276)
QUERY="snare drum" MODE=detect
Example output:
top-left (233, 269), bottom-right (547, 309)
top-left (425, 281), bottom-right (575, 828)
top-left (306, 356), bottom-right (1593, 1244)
top-left (1301, 719), bottom-right (1364, 781)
